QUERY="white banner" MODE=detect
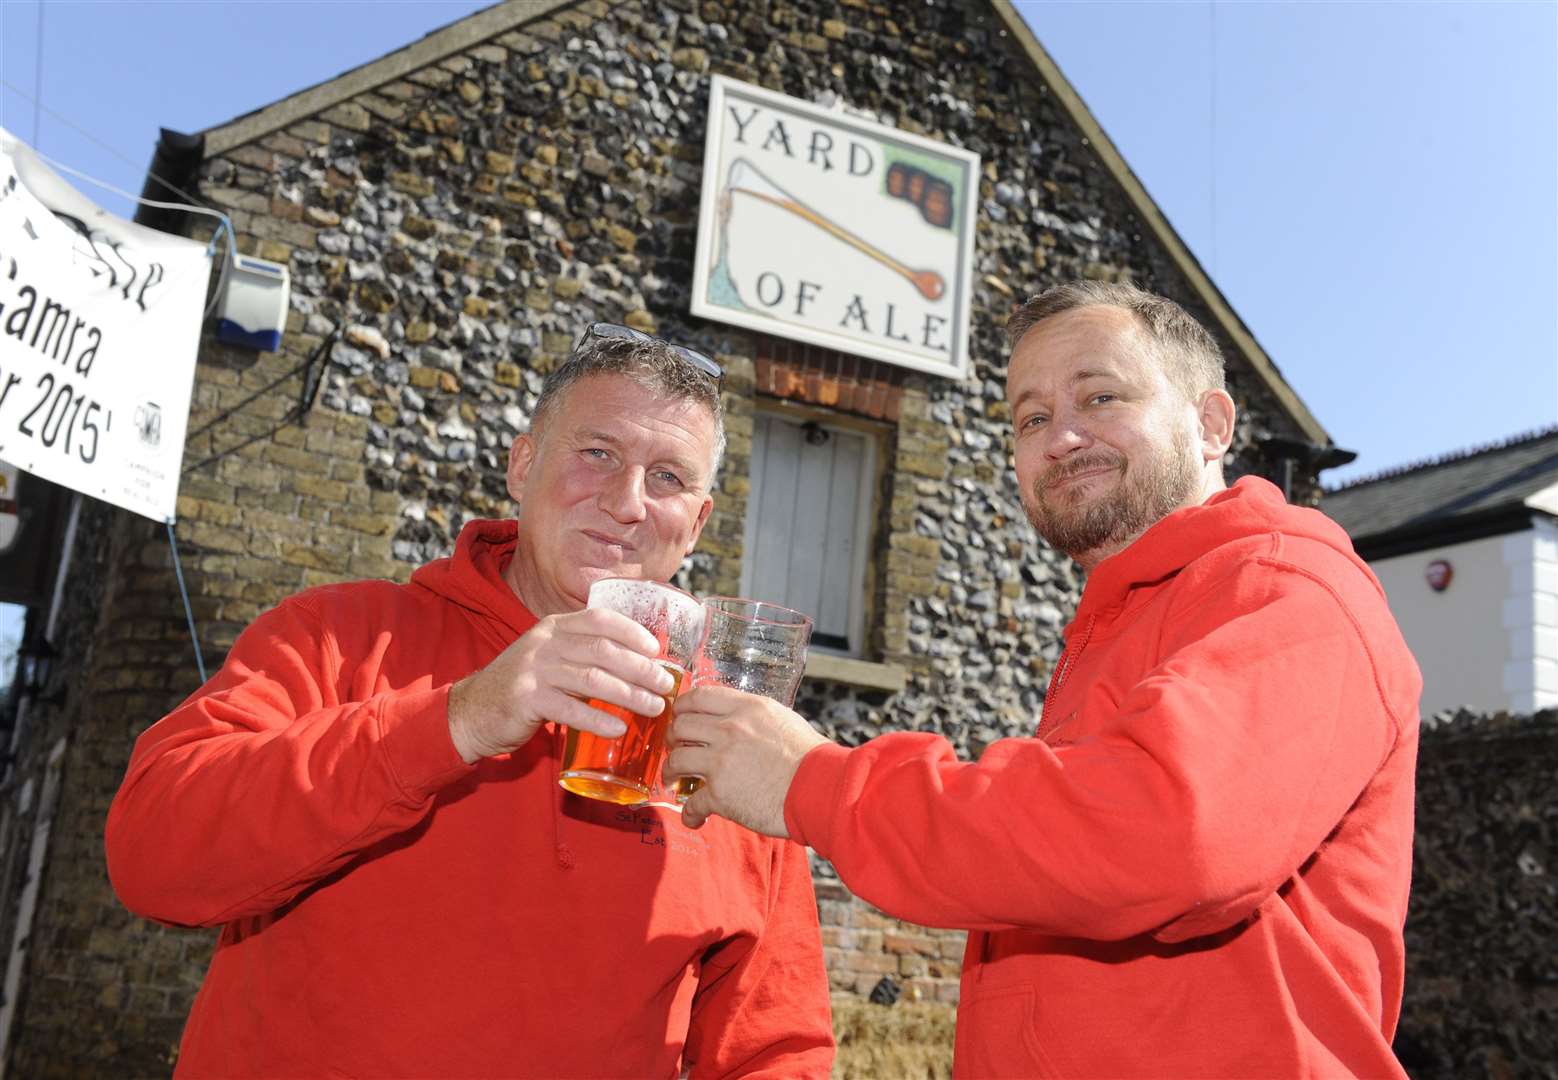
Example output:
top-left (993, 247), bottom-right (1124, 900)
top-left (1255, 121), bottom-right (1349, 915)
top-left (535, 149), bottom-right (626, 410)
top-left (692, 77), bottom-right (979, 379)
top-left (0, 127), bottom-right (210, 522)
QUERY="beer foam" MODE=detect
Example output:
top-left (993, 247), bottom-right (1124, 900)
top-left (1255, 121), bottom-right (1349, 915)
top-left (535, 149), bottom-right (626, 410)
top-left (587, 578), bottom-right (705, 663)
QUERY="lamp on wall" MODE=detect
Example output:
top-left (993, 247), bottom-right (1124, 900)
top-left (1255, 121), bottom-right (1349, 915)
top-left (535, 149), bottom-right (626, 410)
top-left (19, 638), bottom-right (55, 697)
top-left (1254, 436), bottom-right (1359, 501)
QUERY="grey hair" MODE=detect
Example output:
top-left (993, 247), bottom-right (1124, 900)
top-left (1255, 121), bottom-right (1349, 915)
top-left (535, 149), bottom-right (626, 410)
top-left (1006, 281), bottom-right (1226, 401)
top-left (530, 334), bottom-right (726, 482)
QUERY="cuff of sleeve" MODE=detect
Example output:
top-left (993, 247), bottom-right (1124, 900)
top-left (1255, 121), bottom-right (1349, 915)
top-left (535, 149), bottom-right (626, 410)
top-left (376, 684), bottom-right (475, 800)
top-left (783, 742), bottom-right (852, 854)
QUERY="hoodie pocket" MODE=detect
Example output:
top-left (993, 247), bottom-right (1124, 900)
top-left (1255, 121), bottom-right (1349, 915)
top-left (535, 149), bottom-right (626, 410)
top-left (953, 983), bottom-right (1065, 1078)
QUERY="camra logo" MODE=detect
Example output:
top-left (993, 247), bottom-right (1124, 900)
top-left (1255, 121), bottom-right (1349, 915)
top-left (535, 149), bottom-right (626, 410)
top-left (692, 77), bottom-right (979, 378)
top-left (133, 401), bottom-right (161, 448)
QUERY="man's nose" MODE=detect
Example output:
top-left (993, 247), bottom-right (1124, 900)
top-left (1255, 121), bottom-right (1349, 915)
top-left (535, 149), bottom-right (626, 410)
top-left (600, 467), bottom-right (648, 523)
top-left (1044, 415), bottom-right (1093, 458)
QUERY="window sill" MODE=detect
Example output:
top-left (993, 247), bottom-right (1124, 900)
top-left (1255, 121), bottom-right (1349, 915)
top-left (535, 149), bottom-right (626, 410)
top-left (804, 653), bottom-right (907, 694)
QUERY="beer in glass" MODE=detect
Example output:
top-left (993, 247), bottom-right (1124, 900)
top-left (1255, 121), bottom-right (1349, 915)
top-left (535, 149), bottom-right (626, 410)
top-left (559, 660), bottom-right (687, 805)
top-left (557, 578), bottom-right (703, 805)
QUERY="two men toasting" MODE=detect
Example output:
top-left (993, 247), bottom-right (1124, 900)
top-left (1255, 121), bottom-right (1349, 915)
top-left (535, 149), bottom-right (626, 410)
top-left (108, 282), bottom-right (1418, 1079)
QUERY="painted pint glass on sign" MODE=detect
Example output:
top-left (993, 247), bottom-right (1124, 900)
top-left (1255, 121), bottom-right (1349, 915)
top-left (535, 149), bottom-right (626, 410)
top-left (557, 578), bottom-right (704, 806)
top-left (677, 597), bottom-right (814, 803)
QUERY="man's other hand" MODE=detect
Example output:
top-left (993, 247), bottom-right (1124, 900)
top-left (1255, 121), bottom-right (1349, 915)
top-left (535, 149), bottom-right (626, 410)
top-left (665, 686), bottom-right (830, 836)
top-left (447, 608), bottom-right (676, 763)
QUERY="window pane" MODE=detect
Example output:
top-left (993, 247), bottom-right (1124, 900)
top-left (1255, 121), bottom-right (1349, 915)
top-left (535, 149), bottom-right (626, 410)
top-left (817, 434), bottom-right (863, 640)
top-left (744, 414), bottom-right (870, 654)
top-left (749, 416), bottom-right (802, 602)
top-left (788, 434), bottom-right (834, 623)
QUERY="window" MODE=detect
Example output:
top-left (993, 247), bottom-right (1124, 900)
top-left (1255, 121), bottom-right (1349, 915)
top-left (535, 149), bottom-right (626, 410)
top-left (742, 410), bottom-right (878, 656)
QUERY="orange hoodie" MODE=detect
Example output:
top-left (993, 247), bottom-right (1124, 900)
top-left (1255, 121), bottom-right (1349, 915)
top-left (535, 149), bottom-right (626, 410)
top-left (107, 520), bottom-right (833, 1079)
top-left (785, 477), bottom-right (1420, 1078)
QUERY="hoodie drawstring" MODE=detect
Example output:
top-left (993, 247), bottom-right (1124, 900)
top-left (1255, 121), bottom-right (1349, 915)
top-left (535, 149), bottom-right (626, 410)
top-left (1038, 615), bottom-right (1094, 741)
top-left (549, 724), bottom-right (575, 869)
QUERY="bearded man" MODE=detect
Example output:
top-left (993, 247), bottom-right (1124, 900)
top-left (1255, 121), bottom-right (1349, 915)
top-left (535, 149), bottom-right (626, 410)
top-left (666, 281), bottom-right (1422, 1079)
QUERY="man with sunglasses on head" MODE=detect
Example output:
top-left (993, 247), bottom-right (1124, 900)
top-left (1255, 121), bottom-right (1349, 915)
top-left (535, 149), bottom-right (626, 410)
top-left (106, 324), bottom-right (834, 1079)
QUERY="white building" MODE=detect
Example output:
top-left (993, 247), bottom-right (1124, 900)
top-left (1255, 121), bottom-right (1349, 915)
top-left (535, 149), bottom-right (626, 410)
top-left (1322, 427), bottom-right (1558, 717)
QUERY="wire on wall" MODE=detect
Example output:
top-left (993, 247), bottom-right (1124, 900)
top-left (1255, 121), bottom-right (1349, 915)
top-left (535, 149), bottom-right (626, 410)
top-left (181, 325), bottom-right (337, 477)
top-left (165, 521), bottom-right (207, 685)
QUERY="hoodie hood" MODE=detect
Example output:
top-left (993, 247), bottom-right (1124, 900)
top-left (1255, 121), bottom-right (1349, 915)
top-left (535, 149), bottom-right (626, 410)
top-left (410, 518), bottom-right (538, 649)
top-left (1072, 476), bottom-right (1374, 632)
top-left (411, 519), bottom-right (562, 861)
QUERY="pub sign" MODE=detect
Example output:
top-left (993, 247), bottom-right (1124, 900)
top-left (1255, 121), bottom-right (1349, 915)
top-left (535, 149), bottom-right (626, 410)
top-left (692, 77), bottom-right (980, 379)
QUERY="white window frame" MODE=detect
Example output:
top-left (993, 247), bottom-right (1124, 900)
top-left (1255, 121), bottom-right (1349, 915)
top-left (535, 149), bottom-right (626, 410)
top-left (740, 406), bottom-right (879, 658)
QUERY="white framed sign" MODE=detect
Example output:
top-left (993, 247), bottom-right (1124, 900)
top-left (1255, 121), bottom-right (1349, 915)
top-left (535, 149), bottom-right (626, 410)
top-left (692, 76), bottom-right (980, 380)
top-left (0, 128), bottom-right (210, 523)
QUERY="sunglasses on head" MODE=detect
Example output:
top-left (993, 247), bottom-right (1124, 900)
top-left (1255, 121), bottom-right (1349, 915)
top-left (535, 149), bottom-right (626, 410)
top-left (578, 322), bottom-right (724, 386)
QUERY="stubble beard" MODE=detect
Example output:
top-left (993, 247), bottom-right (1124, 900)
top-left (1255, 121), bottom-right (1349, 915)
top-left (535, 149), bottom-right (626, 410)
top-left (1024, 429), bottom-right (1201, 563)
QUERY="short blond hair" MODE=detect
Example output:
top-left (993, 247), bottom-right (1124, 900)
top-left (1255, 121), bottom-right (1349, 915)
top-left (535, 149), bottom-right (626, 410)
top-left (1006, 281), bottom-right (1226, 401)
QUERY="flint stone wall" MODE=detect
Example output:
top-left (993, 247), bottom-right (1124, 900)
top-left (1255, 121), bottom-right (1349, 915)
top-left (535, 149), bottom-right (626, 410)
top-left (1394, 707), bottom-right (1558, 1080)
top-left (6, 0), bottom-right (1322, 1072)
top-left (199, 0), bottom-right (1308, 753)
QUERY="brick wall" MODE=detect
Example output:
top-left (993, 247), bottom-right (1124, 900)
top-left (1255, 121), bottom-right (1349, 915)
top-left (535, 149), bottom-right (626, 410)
top-left (817, 875), bottom-right (965, 1006)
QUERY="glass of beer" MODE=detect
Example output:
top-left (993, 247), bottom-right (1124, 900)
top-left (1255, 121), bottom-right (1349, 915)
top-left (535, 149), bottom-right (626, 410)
top-left (557, 578), bottom-right (705, 806)
top-left (670, 597), bottom-right (813, 804)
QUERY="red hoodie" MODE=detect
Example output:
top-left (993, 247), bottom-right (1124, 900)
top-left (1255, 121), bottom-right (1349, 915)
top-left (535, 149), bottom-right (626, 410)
top-left (785, 477), bottom-right (1420, 1078)
top-left (106, 520), bottom-right (833, 1079)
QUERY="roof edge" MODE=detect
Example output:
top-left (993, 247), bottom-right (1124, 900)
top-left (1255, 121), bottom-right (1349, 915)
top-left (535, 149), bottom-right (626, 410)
top-left (987, 1), bottom-right (1330, 446)
top-left (1324, 424), bottom-right (1558, 494)
top-left (1350, 505), bottom-right (1541, 560)
top-left (203, 0), bottom-right (580, 157)
top-left (1527, 479), bottom-right (1558, 518)
top-left (198, 0), bottom-right (1341, 453)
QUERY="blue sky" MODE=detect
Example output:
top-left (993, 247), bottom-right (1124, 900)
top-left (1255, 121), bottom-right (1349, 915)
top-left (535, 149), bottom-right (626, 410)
top-left (2, 0), bottom-right (1553, 487)
top-left (1019, 0), bottom-right (1557, 485)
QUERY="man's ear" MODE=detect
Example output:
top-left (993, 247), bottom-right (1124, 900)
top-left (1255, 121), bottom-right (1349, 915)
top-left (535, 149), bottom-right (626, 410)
top-left (506, 433), bottom-right (536, 504)
top-left (1196, 389), bottom-right (1237, 462)
top-left (684, 493), bottom-right (714, 556)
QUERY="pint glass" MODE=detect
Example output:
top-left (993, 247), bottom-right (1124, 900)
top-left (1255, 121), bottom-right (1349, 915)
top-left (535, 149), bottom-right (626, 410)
top-left (557, 578), bottom-right (704, 806)
top-left (674, 597), bottom-right (814, 803)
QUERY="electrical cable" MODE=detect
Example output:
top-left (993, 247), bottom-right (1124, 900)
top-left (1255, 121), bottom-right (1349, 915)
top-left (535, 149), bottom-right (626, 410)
top-left (0, 79), bottom-right (238, 320)
top-left (166, 520), bottom-right (208, 685)
top-left (0, 77), bottom-right (208, 207)
top-left (19, 144), bottom-right (236, 320)
top-left (181, 326), bottom-right (338, 476)
top-left (25, 144), bottom-right (226, 230)
top-left (30, 2), bottom-right (44, 147)
top-left (183, 354), bottom-right (318, 444)
top-left (179, 360), bottom-right (316, 474)
top-left (1208, 0), bottom-right (1218, 275)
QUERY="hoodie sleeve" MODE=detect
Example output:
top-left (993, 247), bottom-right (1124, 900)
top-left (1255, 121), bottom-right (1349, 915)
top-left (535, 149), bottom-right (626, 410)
top-left (681, 838), bottom-right (835, 1079)
top-left (105, 592), bottom-right (475, 927)
top-left (783, 560), bottom-right (1410, 942)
